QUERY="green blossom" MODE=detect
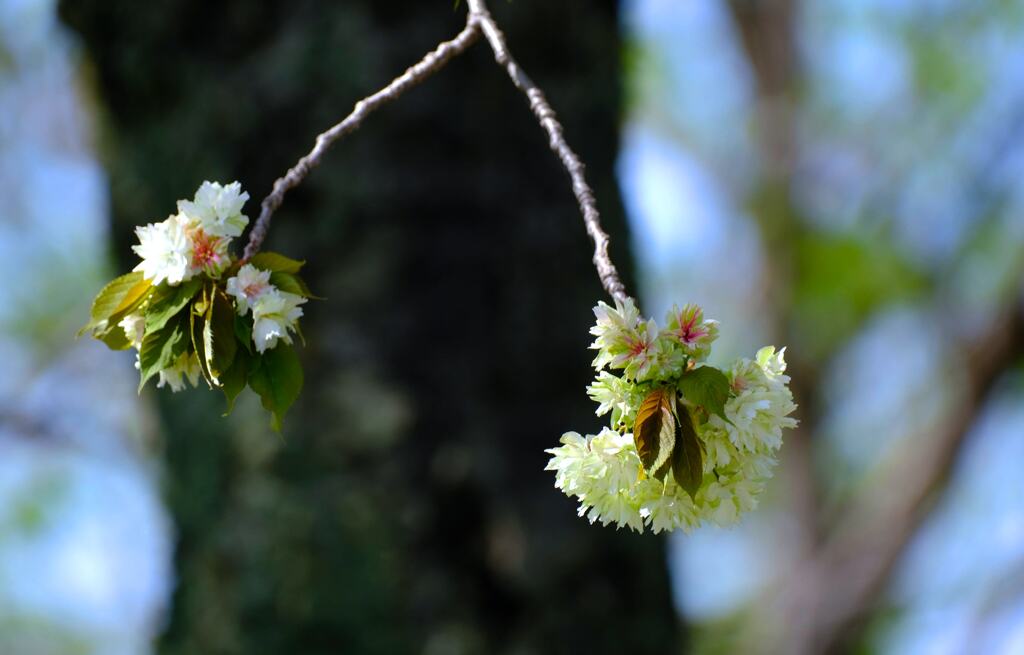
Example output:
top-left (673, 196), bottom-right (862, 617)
top-left (709, 346), bottom-right (797, 454)
top-left (587, 371), bottom-right (644, 427)
top-left (589, 299), bottom-right (680, 382)
top-left (663, 303), bottom-right (719, 362)
top-left (547, 300), bottom-right (798, 534)
top-left (156, 351), bottom-right (203, 392)
top-left (177, 180), bottom-right (250, 239)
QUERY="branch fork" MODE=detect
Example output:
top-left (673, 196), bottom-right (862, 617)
top-left (242, 0), bottom-right (630, 305)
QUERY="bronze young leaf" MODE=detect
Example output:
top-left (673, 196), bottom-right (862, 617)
top-left (633, 387), bottom-right (677, 480)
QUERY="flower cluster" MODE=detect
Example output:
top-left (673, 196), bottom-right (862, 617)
top-left (545, 299), bottom-right (797, 533)
top-left (81, 181), bottom-right (314, 430)
top-left (226, 264), bottom-right (306, 354)
top-left (131, 181), bottom-right (247, 286)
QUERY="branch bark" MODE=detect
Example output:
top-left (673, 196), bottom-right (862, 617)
top-left (725, 0), bottom-right (824, 558)
top-left (466, 0), bottom-right (630, 305)
top-left (242, 0), bottom-right (632, 305)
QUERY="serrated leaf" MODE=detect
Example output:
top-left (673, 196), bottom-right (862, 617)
top-left (190, 294), bottom-right (215, 387)
top-left (145, 279), bottom-right (202, 333)
top-left (248, 343), bottom-right (303, 431)
top-left (633, 387), bottom-right (676, 480)
top-left (138, 317), bottom-right (188, 390)
top-left (87, 271), bottom-right (144, 323)
top-left (80, 271), bottom-right (151, 336)
top-left (219, 349), bottom-right (248, 415)
top-left (234, 313), bottom-right (253, 354)
top-left (678, 366), bottom-right (731, 420)
top-left (672, 404), bottom-right (703, 498)
top-left (269, 271), bottom-right (319, 299)
top-left (249, 252), bottom-right (304, 274)
top-left (203, 288), bottom-right (237, 383)
top-left (112, 277), bottom-right (152, 315)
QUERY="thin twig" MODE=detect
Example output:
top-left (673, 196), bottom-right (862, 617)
top-left (243, 0), bottom-right (632, 305)
top-left (241, 20), bottom-right (482, 262)
top-left (466, 0), bottom-right (630, 305)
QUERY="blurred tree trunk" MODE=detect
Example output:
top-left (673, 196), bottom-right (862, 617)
top-left (60, 1), bottom-right (679, 653)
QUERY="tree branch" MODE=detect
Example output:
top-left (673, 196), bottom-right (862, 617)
top-left (466, 0), bottom-right (630, 305)
top-left (761, 301), bottom-right (1024, 655)
top-left (241, 19), bottom-right (482, 262)
top-left (725, 0), bottom-right (823, 557)
top-left (242, 0), bottom-right (633, 306)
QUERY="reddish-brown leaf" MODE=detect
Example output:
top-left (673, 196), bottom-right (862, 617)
top-left (633, 387), bottom-right (676, 479)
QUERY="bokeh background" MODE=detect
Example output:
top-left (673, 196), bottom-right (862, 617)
top-left (1, 0), bottom-right (1022, 653)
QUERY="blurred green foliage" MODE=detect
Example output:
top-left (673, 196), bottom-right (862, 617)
top-left (793, 230), bottom-right (927, 359)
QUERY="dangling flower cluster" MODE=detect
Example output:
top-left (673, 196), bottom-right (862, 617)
top-left (80, 181), bottom-right (315, 430)
top-left (545, 299), bottom-right (797, 533)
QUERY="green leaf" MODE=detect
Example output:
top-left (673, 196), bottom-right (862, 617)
top-left (203, 288), bottom-right (237, 382)
top-left (248, 343), bottom-right (303, 431)
top-left (138, 317), bottom-right (188, 390)
top-left (678, 366), bottom-right (731, 420)
top-left (234, 313), bottom-right (253, 354)
top-left (219, 349), bottom-right (248, 415)
top-left (633, 387), bottom-right (676, 480)
top-left (112, 276), bottom-right (152, 315)
top-left (269, 271), bottom-right (319, 298)
top-left (98, 324), bottom-right (132, 351)
top-left (190, 296), bottom-right (215, 387)
top-left (671, 404), bottom-right (703, 499)
top-left (249, 252), bottom-right (304, 274)
top-left (80, 271), bottom-right (151, 336)
top-left (145, 279), bottom-right (202, 333)
top-left (88, 271), bottom-right (146, 323)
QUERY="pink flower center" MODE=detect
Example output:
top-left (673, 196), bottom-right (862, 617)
top-left (627, 335), bottom-right (650, 358)
top-left (191, 230), bottom-right (224, 270)
top-left (243, 282), bottom-right (266, 299)
top-left (677, 313), bottom-right (707, 344)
